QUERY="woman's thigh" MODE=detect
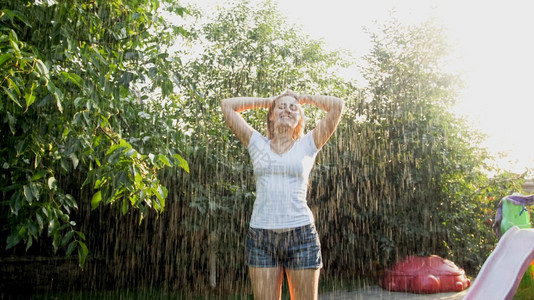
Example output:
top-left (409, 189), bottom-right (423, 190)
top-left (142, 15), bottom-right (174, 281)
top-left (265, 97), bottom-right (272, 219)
top-left (249, 267), bottom-right (284, 300)
top-left (285, 268), bottom-right (320, 300)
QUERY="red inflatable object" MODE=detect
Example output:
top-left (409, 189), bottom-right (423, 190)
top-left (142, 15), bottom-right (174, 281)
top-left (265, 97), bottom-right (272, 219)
top-left (379, 255), bottom-right (471, 294)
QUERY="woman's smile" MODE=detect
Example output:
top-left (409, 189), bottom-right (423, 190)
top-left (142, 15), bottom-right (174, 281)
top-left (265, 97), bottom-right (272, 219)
top-left (280, 114), bottom-right (293, 120)
top-left (272, 96), bottom-right (300, 128)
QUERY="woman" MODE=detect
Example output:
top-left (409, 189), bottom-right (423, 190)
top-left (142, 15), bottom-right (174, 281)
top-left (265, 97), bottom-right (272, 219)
top-left (221, 90), bottom-right (344, 300)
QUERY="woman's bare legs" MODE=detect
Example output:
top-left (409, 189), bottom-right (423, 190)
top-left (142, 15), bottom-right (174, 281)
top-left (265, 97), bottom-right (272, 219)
top-left (249, 267), bottom-right (284, 300)
top-left (286, 268), bottom-right (320, 300)
top-left (249, 267), bottom-right (320, 300)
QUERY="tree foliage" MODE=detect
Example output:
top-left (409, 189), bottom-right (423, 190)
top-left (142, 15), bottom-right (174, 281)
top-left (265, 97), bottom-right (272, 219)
top-left (1, 0), bottom-right (189, 267)
top-left (312, 18), bottom-right (525, 277)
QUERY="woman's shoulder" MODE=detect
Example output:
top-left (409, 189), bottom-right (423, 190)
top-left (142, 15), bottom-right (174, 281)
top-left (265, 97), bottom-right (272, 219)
top-left (248, 130), bottom-right (269, 147)
top-left (297, 130), bottom-right (318, 152)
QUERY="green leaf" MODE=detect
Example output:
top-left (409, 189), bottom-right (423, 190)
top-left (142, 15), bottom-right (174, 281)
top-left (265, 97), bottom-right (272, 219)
top-left (25, 236), bottom-right (33, 250)
top-left (48, 218), bottom-right (57, 236)
top-left (7, 9), bottom-right (32, 28)
top-left (7, 78), bottom-right (21, 98)
top-left (6, 112), bottom-right (16, 134)
top-left (158, 155), bottom-right (171, 167)
top-left (66, 194), bottom-right (77, 210)
top-left (9, 32), bottom-right (20, 56)
top-left (119, 71), bottom-right (135, 87)
top-left (29, 182), bottom-right (40, 201)
top-left (122, 198), bottom-right (128, 215)
top-left (27, 221), bottom-right (38, 237)
top-left (60, 71), bottom-right (83, 87)
top-left (156, 186), bottom-right (167, 210)
top-left (34, 152), bottom-right (41, 168)
top-left (35, 59), bottom-right (49, 78)
top-left (91, 191), bottom-right (102, 210)
top-left (48, 177), bottom-right (58, 190)
top-left (35, 213), bottom-right (44, 232)
top-left (55, 92), bottom-right (63, 113)
top-left (31, 170), bottom-right (48, 181)
top-left (77, 241), bottom-right (89, 268)
top-left (66, 241), bottom-right (76, 256)
top-left (45, 81), bottom-right (63, 113)
top-left (0, 53), bottom-right (14, 68)
top-left (41, 207), bottom-right (49, 218)
top-left (107, 150), bottom-right (124, 165)
top-left (82, 170), bottom-right (95, 188)
top-left (52, 230), bottom-right (60, 251)
top-left (153, 186), bottom-right (164, 205)
top-left (60, 230), bottom-right (74, 247)
top-left (94, 177), bottom-right (106, 189)
top-left (134, 172), bottom-right (143, 187)
top-left (173, 154), bottom-right (189, 173)
top-left (75, 231), bottom-right (86, 240)
top-left (25, 89), bottom-right (36, 109)
top-left (70, 153), bottom-right (79, 169)
top-left (6, 230), bottom-right (23, 249)
top-left (125, 149), bottom-right (136, 157)
top-left (106, 139), bottom-right (131, 155)
top-left (2, 86), bottom-right (21, 107)
top-left (23, 185), bottom-right (34, 203)
top-left (16, 138), bottom-right (28, 155)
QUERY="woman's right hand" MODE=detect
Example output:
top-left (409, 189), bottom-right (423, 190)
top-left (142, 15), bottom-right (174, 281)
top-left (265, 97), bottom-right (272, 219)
top-left (221, 95), bottom-right (274, 147)
top-left (281, 89), bottom-right (300, 100)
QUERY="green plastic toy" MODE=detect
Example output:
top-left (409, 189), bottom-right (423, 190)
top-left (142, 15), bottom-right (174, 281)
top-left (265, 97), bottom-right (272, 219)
top-left (500, 197), bottom-right (534, 299)
top-left (501, 198), bottom-right (531, 233)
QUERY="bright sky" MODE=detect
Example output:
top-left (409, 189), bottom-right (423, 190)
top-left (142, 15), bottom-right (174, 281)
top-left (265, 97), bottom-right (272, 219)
top-left (185, 0), bottom-right (534, 174)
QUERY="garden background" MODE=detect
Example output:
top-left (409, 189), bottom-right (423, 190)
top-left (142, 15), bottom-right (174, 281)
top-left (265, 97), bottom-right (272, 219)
top-left (0, 0), bottom-right (531, 298)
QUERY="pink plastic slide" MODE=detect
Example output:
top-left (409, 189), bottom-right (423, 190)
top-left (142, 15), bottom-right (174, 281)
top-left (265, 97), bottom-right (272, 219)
top-left (464, 226), bottom-right (534, 300)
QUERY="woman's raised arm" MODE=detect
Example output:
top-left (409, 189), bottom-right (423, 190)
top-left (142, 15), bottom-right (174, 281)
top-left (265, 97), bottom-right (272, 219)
top-left (298, 95), bottom-right (345, 149)
top-left (221, 97), bottom-right (273, 147)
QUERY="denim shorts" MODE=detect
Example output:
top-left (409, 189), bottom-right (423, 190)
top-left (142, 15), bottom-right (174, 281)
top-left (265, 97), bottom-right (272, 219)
top-left (246, 224), bottom-right (323, 269)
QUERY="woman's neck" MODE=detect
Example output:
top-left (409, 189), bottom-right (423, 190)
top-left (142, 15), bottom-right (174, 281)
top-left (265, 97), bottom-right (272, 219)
top-left (270, 133), bottom-right (295, 154)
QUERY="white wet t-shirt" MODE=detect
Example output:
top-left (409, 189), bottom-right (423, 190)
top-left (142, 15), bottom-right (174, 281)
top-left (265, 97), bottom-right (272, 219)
top-left (247, 130), bottom-right (319, 229)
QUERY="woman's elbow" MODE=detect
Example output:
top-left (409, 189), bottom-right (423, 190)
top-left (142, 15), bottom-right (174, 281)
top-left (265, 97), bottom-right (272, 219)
top-left (221, 98), bottom-right (229, 108)
top-left (334, 98), bottom-right (345, 113)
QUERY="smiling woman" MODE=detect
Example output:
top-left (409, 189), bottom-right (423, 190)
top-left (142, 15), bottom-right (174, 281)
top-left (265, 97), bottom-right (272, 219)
top-left (221, 91), bottom-right (344, 299)
top-left (267, 94), bottom-right (306, 149)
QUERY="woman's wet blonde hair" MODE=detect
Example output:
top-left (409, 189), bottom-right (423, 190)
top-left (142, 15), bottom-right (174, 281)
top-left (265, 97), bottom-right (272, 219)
top-left (266, 92), bottom-right (305, 140)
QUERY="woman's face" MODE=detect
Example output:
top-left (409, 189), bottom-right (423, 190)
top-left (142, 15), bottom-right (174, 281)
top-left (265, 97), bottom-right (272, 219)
top-left (270, 96), bottom-right (301, 129)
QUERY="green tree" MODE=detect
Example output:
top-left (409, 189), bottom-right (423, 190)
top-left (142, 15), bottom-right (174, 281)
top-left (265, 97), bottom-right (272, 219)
top-left (313, 18), bottom-right (525, 278)
top-left (361, 18), bottom-right (471, 263)
top-left (0, 0), bottom-right (189, 267)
